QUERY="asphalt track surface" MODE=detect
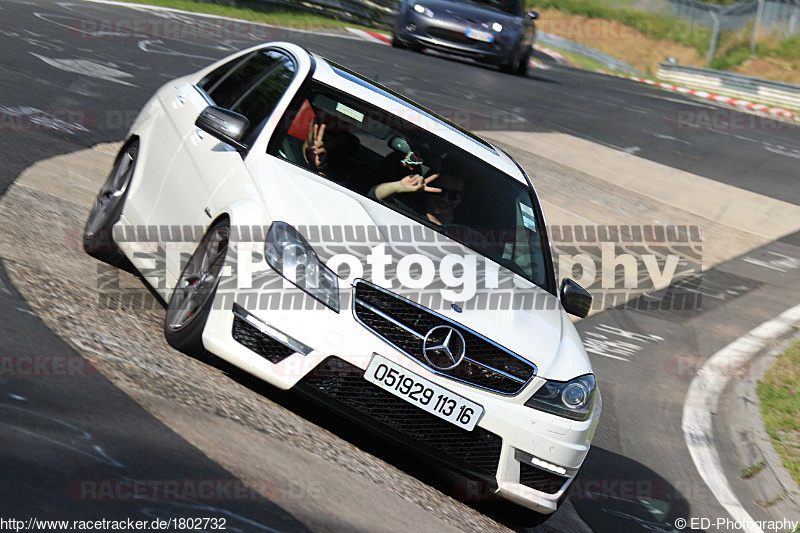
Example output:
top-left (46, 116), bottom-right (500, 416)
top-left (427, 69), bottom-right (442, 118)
top-left (1, 0), bottom-right (800, 531)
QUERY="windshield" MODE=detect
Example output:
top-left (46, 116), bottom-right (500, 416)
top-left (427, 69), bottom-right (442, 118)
top-left (270, 80), bottom-right (553, 293)
top-left (460, 0), bottom-right (522, 16)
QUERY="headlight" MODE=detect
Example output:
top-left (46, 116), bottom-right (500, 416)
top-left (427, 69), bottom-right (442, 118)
top-left (492, 22), bottom-right (503, 32)
top-left (413, 3), bottom-right (434, 17)
top-left (264, 222), bottom-right (340, 312)
top-left (525, 374), bottom-right (596, 421)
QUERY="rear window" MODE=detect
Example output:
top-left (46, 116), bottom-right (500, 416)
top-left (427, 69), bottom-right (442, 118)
top-left (459, 0), bottom-right (522, 16)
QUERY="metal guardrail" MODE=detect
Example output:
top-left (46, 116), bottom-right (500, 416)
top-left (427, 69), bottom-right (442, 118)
top-left (656, 62), bottom-right (800, 111)
top-left (240, 2), bottom-right (646, 75)
top-left (255, 0), bottom-right (397, 28)
top-left (536, 32), bottom-right (643, 77)
top-left (600, 0), bottom-right (799, 37)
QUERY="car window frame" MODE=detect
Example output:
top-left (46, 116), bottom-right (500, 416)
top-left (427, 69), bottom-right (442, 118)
top-left (229, 53), bottom-right (297, 145)
top-left (195, 46), bottom-right (302, 157)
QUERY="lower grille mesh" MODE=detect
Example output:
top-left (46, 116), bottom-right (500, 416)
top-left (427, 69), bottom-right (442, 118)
top-left (519, 462), bottom-right (569, 494)
top-left (232, 315), bottom-right (295, 364)
top-left (298, 357), bottom-right (502, 477)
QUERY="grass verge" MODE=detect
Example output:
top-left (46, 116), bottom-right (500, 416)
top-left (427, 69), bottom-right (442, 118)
top-left (541, 46), bottom-right (607, 72)
top-left (757, 336), bottom-right (800, 488)
top-left (530, 0), bottom-right (800, 70)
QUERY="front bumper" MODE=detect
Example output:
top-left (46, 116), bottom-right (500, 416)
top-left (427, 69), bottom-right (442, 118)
top-left (201, 284), bottom-right (601, 514)
top-left (394, 10), bottom-right (516, 64)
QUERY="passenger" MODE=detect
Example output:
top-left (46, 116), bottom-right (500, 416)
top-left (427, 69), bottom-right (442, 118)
top-left (303, 121), bottom-right (327, 172)
top-left (372, 172), bottom-right (465, 226)
top-left (293, 113), bottom-right (360, 185)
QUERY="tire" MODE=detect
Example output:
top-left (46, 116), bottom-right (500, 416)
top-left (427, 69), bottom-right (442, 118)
top-left (391, 33), bottom-right (406, 49)
top-left (164, 218), bottom-right (230, 357)
top-left (500, 45), bottom-right (520, 74)
top-left (516, 45), bottom-right (531, 76)
top-left (501, 43), bottom-right (530, 76)
top-left (83, 139), bottom-right (138, 266)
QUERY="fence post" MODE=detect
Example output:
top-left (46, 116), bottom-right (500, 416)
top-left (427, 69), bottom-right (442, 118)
top-left (707, 10), bottom-right (721, 65)
top-left (750, 0), bottom-right (766, 51)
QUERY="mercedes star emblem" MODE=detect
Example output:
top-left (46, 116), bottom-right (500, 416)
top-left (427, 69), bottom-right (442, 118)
top-left (423, 325), bottom-right (466, 370)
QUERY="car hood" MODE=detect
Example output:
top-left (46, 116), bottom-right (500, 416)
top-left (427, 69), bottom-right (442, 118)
top-left (256, 162), bottom-right (592, 381)
top-left (419, 0), bottom-right (519, 24)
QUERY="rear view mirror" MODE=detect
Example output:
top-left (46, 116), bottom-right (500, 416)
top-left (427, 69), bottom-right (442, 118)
top-left (388, 135), bottom-right (411, 153)
top-left (560, 278), bottom-right (592, 318)
top-left (527, 10), bottom-right (539, 20)
top-left (195, 106), bottom-right (249, 153)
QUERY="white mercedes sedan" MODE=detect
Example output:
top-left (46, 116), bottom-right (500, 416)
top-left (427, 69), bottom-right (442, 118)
top-left (84, 41), bottom-right (600, 518)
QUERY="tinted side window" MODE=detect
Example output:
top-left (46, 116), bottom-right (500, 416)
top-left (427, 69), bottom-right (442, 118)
top-left (197, 54), bottom-right (248, 94)
top-left (231, 58), bottom-right (296, 143)
top-left (204, 50), bottom-right (285, 109)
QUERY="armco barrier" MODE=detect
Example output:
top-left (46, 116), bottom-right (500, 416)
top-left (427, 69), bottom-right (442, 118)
top-left (252, 0), bottom-right (397, 28)
top-left (535, 32), bottom-right (643, 77)
top-left (657, 62), bottom-right (800, 111)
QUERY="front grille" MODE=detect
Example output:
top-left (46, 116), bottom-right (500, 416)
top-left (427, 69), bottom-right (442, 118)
top-left (519, 462), bottom-right (569, 494)
top-left (353, 280), bottom-right (536, 394)
top-left (427, 27), bottom-right (473, 45)
top-left (232, 315), bottom-right (295, 364)
top-left (298, 357), bottom-right (503, 477)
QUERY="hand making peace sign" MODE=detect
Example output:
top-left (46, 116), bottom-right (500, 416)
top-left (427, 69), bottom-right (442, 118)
top-left (305, 122), bottom-right (327, 170)
top-left (397, 173), bottom-right (441, 194)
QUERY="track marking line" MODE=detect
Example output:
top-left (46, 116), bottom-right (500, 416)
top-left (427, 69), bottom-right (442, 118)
top-left (612, 73), bottom-right (799, 123)
top-left (682, 303), bottom-right (800, 533)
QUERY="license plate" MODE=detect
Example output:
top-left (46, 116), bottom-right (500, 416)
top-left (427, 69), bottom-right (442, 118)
top-left (465, 28), bottom-right (494, 43)
top-left (364, 354), bottom-right (484, 431)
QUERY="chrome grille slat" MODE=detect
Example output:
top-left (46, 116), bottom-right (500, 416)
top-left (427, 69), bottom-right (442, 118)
top-left (352, 279), bottom-right (536, 395)
top-left (463, 357), bottom-right (526, 384)
top-left (354, 298), bottom-right (425, 340)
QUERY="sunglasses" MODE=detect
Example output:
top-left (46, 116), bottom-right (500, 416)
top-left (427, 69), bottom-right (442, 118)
top-left (435, 187), bottom-right (463, 202)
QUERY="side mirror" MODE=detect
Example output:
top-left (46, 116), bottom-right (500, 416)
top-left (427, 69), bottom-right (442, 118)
top-left (526, 10), bottom-right (539, 20)
top-left (195, 106), bottom-right (249, 153)
top-left (560, 278), bottom-right (592, 318)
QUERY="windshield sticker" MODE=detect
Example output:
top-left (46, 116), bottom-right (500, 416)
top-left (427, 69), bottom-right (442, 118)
top-left (335, 102), bottom-right (364, 122)
top-left (520, 202), bottom-right (537, 232)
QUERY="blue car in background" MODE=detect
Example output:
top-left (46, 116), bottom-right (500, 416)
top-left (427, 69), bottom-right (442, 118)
top-left (392, 0), bottom-right (538, 75)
